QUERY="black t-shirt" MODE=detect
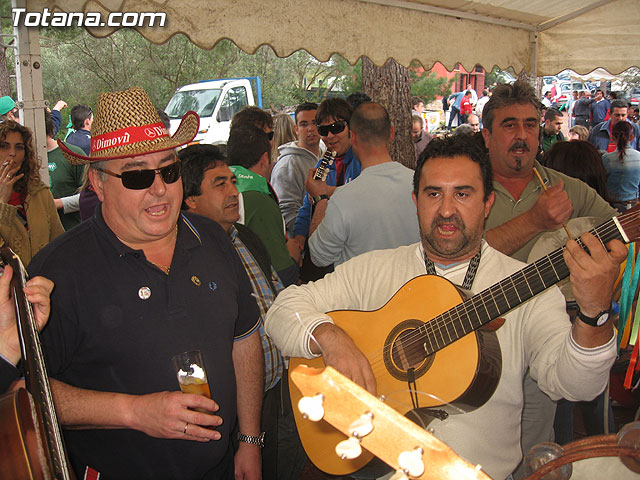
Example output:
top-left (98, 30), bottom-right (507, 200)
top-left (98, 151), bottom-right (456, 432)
top-left (29, 208), bottom-right (260, 479)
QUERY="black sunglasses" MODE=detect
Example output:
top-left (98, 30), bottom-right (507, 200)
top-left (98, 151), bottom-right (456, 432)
top-left (267, 130), bottom-right (274, 140)
top-left (317, 120), bottom-right (347, 137)
top-left (97, 161), bottom-right (182, 190)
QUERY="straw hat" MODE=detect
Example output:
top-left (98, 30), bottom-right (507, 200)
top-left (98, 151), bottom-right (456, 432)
top-left (58, 86), bottom-right (199, 165)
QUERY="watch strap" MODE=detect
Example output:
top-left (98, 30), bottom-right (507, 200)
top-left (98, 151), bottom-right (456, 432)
top-left (312, 194), bottom-right (329, 205)
top-left (577, 308), bottom-right (610, 327)
top-left (237, 431), bottom-right (265, 448)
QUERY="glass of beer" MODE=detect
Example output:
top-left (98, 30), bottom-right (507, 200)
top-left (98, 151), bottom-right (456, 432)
top-left (171, 350), bottom-right (212, 405)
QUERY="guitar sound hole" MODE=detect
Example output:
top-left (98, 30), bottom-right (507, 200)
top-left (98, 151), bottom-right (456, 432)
top-left (383, 319), bottom-right (433, 382)
top-left (391, 329), bottom-right (427, 370)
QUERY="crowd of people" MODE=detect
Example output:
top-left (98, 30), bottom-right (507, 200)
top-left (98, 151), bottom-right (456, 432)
top-left (0, 77), bottom-right (637, 480)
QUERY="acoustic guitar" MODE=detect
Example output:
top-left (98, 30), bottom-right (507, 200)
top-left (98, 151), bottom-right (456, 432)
top-left (0, 247), bottom-right (73, 479)
top-left (289, 205), bottom-right (640, 475)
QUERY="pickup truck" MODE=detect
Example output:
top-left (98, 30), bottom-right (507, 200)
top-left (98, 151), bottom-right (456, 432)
top-left (165, 77), bottom-right (262, 145)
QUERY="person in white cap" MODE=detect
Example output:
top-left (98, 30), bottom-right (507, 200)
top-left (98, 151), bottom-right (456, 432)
top-left (29, 86), bottom-right (264, 480)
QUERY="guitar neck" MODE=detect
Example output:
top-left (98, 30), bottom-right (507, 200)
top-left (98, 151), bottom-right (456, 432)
top-left (314, 150), bottom-right (336, 181)
top-left (421, 215), bottom-right (625, 355)
top-left (3, 248), bottom-right (73, 480)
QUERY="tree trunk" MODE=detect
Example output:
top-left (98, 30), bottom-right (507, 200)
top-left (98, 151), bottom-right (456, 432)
top-left (362, 57), bottom-right (414, 169)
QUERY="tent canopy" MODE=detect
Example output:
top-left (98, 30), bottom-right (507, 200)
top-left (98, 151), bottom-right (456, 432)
top-left (568, 68), bottom-right (618, 83)
top-left (31, 0), bottom-right (640, 76)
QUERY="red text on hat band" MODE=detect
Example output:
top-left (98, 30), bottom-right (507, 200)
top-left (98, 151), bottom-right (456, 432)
top-left (91, 123), bottom-right (168, 153)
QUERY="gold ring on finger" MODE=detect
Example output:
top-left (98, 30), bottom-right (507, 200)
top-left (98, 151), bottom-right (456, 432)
top-left (183, 422), bottom-right (189, 435)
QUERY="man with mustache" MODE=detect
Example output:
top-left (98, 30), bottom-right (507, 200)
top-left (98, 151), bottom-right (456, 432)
top-left (482, 81), bottom-right (616, 262)
top-left (481, 80), bottom-right (618, 477)
top-left (265, 134), bottom-right (624, 480)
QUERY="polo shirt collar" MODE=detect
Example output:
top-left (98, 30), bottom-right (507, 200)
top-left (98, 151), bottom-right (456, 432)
top-left (92, 205), bottom-right (202, 259)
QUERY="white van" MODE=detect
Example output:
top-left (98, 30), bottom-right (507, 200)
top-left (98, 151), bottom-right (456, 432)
top-left (165, 77), bottom-right (260, 145)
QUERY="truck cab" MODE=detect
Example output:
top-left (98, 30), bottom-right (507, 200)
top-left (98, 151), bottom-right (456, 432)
top-left (165, 77), bottom-right (261, 145)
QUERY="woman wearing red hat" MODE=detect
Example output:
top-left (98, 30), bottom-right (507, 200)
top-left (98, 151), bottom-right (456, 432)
top-left (0, 120), bottom-right (64, 265)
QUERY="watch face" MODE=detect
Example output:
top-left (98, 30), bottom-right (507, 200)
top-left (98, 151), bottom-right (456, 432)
top-left (597, 312), bottom-right (609, 326)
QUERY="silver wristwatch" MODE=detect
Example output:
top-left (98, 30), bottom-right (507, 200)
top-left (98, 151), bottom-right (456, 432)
top-left (237, 431), bottom-right (265, 448)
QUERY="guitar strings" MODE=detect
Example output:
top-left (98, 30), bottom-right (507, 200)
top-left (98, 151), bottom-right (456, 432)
top-left (370, 216), bottom-right (629, 373)
top-left (362, 214), bottom-right (632, 376)
top-left (368, 224), bottom-right (616, 371)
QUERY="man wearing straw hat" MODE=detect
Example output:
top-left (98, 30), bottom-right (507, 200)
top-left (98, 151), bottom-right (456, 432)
top-left (29, 87), bottom-right (264, 479)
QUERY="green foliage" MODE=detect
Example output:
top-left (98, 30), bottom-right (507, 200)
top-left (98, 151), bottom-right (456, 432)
top-left (7, 26), bottom-right (448, 130)
top-left (36, 28), bottom-right (362, 119)
top-left (331, 57), bottom-right (362, 97)
top-left (409, 63), bottom-right (454, 103)
top-left (619, 67), bottom-right (640, 89)
top-left (485, 66), bottom-right (516, 87)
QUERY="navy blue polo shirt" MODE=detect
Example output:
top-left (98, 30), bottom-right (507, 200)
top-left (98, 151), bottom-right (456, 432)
top-left (29, 207), bottom-right (260, 479)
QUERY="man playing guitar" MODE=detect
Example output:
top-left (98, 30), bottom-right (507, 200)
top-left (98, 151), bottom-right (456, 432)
top-left (265, 134), bottom-right (626, 480)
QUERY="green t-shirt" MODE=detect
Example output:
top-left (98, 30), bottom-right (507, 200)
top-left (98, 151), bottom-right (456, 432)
top-left (229, 165), bottom-right (295, 274)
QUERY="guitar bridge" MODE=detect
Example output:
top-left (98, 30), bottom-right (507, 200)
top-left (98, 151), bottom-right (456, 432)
top-left (424, 409), bottom-right (449, 421)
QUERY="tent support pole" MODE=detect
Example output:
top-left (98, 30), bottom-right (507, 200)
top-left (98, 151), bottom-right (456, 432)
top-left (530, 31), bottom-right (538, 78)
top-left (12, 0), bottom-right (48, 183)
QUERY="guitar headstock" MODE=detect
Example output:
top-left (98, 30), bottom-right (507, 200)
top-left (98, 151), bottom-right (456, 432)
top-left (291, 365), bottom-right (493, 480)
top-left (314, 150), bottom-right (336, 182)
top-left (616, 204), bottom-right (640, 243)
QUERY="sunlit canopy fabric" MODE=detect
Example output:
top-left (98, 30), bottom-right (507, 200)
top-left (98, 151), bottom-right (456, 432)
top-left (28, 0), bottom-right (640, 76)
top-left (568, 68), bottom-right (618, 83)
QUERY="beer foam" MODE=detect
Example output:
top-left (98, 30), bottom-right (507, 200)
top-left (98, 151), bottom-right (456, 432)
top-left (177, 363), bottom-right (207, 384)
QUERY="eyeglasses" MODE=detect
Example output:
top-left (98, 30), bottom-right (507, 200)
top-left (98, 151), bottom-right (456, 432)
top-left (97, 161), bottom-right (181, 190)
top-left (317, 120), bottom-right (347, 137)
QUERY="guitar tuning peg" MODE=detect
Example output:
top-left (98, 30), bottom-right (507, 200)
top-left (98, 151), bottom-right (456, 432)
top-left (335, 436), bottom-right (362, 460)
top-left (389, 470), bottom-right (409, 480)
top-left (297, 393), bottom-right (324, 422)
top-left (348, 411), bottom-right (374, 438)
top-left (398, 447), bottom-right (425, 477)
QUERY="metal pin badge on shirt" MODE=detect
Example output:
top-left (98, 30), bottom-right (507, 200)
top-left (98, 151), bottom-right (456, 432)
top-left (138, 286), bottom-right (151, 300)
top-left (191, 275), bottom-right (201, 286)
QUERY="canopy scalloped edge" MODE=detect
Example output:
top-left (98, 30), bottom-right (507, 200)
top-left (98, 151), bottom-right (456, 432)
top-left (30, 0), bottom-right (640, 76)
top-left (34, 0), bottom-right (532, 74)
